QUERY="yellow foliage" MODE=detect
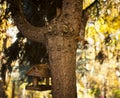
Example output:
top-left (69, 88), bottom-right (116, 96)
top-left (94, 18), bottom-right (109, 33)
top-left (110, 6), bottom-right (119, 18)
top-left (106, 17), bottom-right (120, 34)
top-left (83, 0), bottom-right (95, 10)
top-left (0, 40), bottom-right (3, 51)
top-left (87, 26), bottom-right (96, 37)
top-left (0, 1), bottom-right (13, 52)
top-left (116, 44), bottom-right (120, 50)
top-left (6, 37), bottom-right (12, 48)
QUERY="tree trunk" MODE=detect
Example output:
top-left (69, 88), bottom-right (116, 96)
top-left (0, 81), bottom-right (7, 98)
top-left (45, 0), bottom-right (82, 97)
top-left (11, 0), bottom-right (83, 98)
top-left (46, 33), bottom-right (77, 98)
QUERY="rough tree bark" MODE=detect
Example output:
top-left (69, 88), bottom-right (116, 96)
top-left (45, 0), bottom-right (83, 97)
top-left (11, 0), bottom-right (83, 98)
top-left (46, 34), bottom-right (77, 98)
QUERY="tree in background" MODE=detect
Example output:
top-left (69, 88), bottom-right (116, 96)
top-left (77, 0), bottom-right (120, 98)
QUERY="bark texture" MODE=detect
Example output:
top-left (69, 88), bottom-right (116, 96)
top-left (45, 0), bottom-right (82, 97)
top-left (46, 33), bottom-right (77, 98)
